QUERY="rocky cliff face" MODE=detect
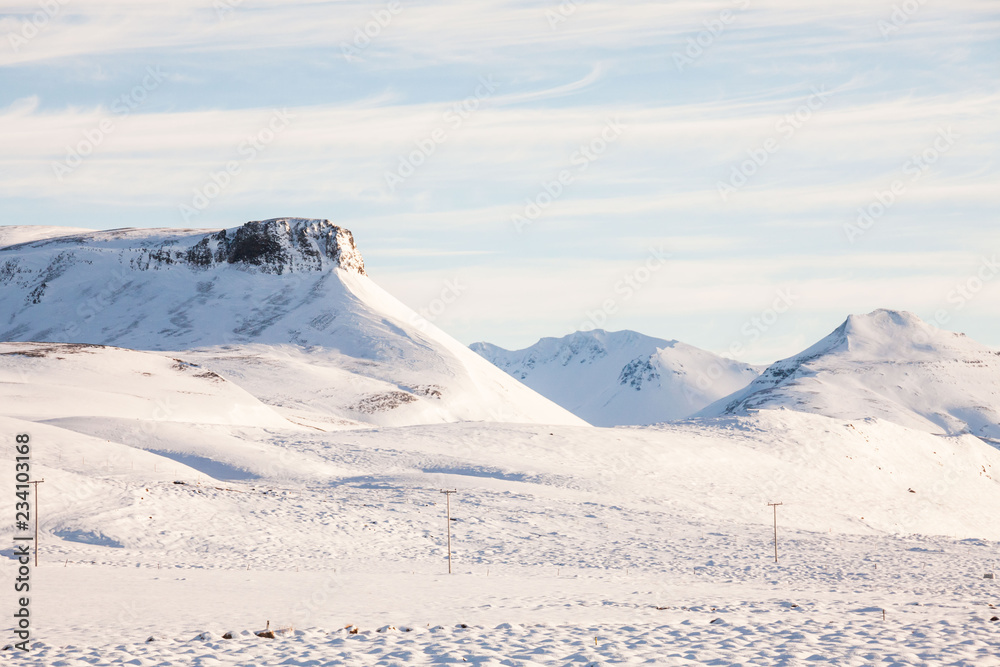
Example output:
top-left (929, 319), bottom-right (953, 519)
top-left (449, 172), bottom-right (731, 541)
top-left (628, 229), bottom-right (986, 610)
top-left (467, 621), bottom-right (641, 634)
top-left (181, 218), bottom-right (366, 275)
top-left (2, 218), bottom-right (365, 283)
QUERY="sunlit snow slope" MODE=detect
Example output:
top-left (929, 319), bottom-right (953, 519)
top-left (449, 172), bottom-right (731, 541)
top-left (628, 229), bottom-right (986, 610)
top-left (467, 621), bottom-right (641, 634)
top-left (0, 219), bottom-right (585, 427)
top-left (472, 330), bottom-right (762, 426)
top-left (699, 309), bottom-right (1000, 442)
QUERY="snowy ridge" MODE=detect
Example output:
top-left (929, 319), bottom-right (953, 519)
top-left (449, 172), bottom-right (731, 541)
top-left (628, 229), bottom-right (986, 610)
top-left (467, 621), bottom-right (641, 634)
top-left (0, 225), bottom-right (94, 248)
top-left (0, 219), bottom-right (584, 427)
top-left (472, 329), bottom-right (762, 426)
top-left (0, 217), bottom-right (372, 349)
top-left (699, 309), bottom-right (1000, 440)
top-left (1, 217), bottom-right (365, 275)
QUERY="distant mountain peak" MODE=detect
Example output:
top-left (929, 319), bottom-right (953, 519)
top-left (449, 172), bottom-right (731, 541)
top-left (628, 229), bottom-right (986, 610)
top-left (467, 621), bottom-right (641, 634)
top-left (699, 309), bottom-right (1000, 440)
top-left (847, 307), bottom-right (919, 325)
top-left (804, 309), bottom-right (965, 361)
top-left (472, 329), bottom-right (762, 426)
top-left (841, 309), bottom-right (927, 339)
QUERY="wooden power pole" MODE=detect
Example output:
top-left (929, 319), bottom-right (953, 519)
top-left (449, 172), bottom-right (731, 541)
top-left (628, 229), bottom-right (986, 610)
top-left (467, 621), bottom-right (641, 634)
top-left (29, 479), bottom-right (44, 566)
top-left (440, 490), bottom-right (456, 574)
top-left (768, 502), bottom-right (782, 563)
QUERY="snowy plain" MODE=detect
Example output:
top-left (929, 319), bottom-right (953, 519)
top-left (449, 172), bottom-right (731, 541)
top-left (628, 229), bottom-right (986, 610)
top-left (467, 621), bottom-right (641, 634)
top-left (1, 221), bottom-right (999, 665)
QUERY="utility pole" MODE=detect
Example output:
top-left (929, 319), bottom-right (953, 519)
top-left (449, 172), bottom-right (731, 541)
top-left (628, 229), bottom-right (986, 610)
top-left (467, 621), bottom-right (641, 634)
top-left (768, 502), bottom-right (782, 563)
top-left (29, 479), bottom-right (44, 567)
top-left (440, 490), bottom-right (456, 574)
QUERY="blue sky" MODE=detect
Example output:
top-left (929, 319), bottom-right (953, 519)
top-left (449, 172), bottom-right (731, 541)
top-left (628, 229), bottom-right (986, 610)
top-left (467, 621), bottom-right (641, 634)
top-left (1, 0), bottom-right (998, 362)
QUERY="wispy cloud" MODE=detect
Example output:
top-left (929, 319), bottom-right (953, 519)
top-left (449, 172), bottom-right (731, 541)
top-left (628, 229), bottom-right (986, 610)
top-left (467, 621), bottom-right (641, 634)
top-left (1, 0), bottom-right (998, 353)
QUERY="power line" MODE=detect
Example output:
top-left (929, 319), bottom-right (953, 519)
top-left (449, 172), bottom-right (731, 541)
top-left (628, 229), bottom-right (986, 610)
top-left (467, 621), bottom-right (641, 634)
top-left (768, 502), bottom-right (782, 563)
top-left (440, 489), bottom-right (456, 574)
top-left (28, 479), bottom-right (44, 567)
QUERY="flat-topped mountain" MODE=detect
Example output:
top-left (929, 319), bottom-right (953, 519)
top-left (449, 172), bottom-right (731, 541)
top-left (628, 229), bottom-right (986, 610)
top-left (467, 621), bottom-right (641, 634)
top-left (0, 219), bottom-right (585, 427)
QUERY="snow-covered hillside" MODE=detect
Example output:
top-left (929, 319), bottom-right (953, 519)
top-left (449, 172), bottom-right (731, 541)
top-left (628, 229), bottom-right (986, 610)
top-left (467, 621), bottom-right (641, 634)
top-left (7, 360), bottom-right (1000, 664)
top-left (0, 219), bottom-right (585, 427)
top-left (6, 223), bottom-right (1000, 665)
top-left (0, 341), bottom-right (289, 429)
top-left (699, 309), bottom-right (1000, 442)
top-left (471, 330), bottom-right (762, 426)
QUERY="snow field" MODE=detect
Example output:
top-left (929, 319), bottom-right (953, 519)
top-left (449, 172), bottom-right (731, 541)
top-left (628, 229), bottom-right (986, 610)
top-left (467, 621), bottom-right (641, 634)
top-left (10, 528), bottom-right (1000, 665)
top-left (3, 227), bottom-right (1000, 664)
top-left (4, 406), bottom-right (1000, 664)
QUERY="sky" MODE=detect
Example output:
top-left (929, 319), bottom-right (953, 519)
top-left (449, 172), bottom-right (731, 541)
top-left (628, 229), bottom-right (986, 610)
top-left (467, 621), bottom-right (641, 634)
top-left (1, 0), bottom-right (998, 363)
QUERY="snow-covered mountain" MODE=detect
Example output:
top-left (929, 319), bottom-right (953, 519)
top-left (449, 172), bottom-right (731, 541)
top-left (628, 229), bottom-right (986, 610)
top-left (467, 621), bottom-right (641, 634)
top-left (471, 330), bottom-right (763, 426)
top-left (698, 309), bottom-right (1000, 442)
top-left (0, 219), bottom-right (585, 427)
top-left (7, 229), bottom-right (1000, 664)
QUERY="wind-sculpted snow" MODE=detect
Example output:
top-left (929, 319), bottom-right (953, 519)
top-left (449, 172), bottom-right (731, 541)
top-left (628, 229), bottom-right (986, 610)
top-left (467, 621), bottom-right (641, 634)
top-left (472, 329), bottom-right (762, 426)
top-left (699, 309), bottom-right (1000, 442)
